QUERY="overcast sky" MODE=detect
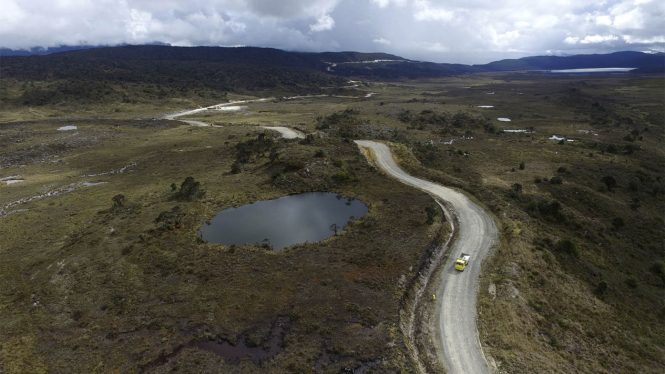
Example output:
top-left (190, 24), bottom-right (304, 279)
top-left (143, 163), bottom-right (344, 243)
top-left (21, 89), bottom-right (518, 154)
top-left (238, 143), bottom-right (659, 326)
top-left (1, 0), bottom-right (663, 63)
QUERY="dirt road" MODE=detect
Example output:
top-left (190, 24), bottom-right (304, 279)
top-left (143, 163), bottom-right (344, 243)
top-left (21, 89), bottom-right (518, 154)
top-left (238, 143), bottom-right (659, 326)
top-left (263, 126), bottom-right (305, 139)
top-left (163, 98), bottom-right (272, 126)
top-left (355, 140), bottom-right (497, 374)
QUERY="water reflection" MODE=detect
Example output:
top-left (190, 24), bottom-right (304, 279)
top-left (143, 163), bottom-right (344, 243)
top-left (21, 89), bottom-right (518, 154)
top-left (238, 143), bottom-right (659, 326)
top-left (200, 192), bottom-right (369, 250)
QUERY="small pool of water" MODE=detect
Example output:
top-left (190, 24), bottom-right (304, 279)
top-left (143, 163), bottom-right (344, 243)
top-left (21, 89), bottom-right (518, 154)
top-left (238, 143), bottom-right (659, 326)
top-left (200, 192), bottom-right (369, 250)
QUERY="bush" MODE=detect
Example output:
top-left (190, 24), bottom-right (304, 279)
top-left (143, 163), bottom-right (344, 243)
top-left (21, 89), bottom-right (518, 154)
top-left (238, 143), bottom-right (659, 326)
top-left (606, 144), bottom-right (619, 154)
top-left (596, 281), bottom-right (608, 297)
top-left (519, 161), bottom-right (525, 170)
top-left (314, 149), bottom-right (327, 158)
top-left (555, 238), bottom-right (579, 256)
top-left (550, 176), bottom-right (563, 184)
top-left (538, 200), bottom-right (562, 217)
top-left (425, 204), bottom-right (440, 225)
top-left (601, 176), bottom-right (617, 191)
top-left (155, 206), bottom-right (185, 230)
top-left (557, 166), bottom-right (567, 173)
top-left (176, 177), bottom-right (204, 201)
top-left (625, 276), bottom-right (638, 289)
top-left (611, 217), bottom-right (625, 229)
top-left (332, 159), bottom-right (344, 167)
top-left (534, 178), bottom-right (542, 184)
top-left (332, 171), bottom-right (350, 182)
top-left (231, 161), bottom-right (243, 174)
top-left (112, 194), bottom-right (126, 208)
top-left (650, 260), bottom-right (665, 275)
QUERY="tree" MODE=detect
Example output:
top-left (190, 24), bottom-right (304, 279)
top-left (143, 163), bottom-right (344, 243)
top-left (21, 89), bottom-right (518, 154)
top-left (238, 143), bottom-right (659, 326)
top-left (330, 223), bottom-right (338, 236)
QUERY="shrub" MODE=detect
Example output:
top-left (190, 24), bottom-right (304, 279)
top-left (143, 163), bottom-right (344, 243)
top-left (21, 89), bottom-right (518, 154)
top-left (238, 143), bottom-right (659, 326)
top-left (283, 159), bottom-right (306, 172)
top-left (557, 166), bottom-right (567, 173)
top-left (425, 204), bottom-right (440, 225)
top-left (555, 238), bottom-right (579, 256)
top-left (601, 176), bottom-right (617, 191)
top-left (539, 200), bottom-right (562, 217)
top-left (314, 149), bottom-right (327, 158)
top-left (231, 161), bottom-right (243, 174)
top-left (611, 217), bottom-right (625, 229)
top-left (650, 260), bottom-right (665, 276)
top-left (332, 159), bottom-right (344, 168)
top-left (534, 178), bottom-right (542, 184)
top-left (176, 177), bottom-right (204, 201)
top-left (235, 133), bottom-right (274, 163)
top-left (550, 176), bottom-right (563, 184)
top-left (624, 144), bottom-right (640, 154)
top-left (155, 206), bottom-right (185, 230)
top-left (606, 144), bottom-right (619, 154)
top-left (519, 161), bottom-right (525, 170)
top-left (625, 276), bottom-right (638, 289)
top-left (299, 134), bottom-right (315, 145)
top-left (112, 194), bottom-right (126, 208)
top-left (596, 281), bottom-right (608, 297)
top-left (332, 171), bottom-right (350, 182)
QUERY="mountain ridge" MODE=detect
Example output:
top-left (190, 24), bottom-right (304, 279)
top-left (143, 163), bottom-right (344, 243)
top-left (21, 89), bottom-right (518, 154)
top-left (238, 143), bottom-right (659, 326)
top-left (2, 44), bottom-right (662, 76)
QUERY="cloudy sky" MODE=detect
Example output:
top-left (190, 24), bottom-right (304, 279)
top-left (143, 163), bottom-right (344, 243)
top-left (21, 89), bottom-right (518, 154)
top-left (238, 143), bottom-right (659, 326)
top-left (1, 0), bottom-right (663, 63)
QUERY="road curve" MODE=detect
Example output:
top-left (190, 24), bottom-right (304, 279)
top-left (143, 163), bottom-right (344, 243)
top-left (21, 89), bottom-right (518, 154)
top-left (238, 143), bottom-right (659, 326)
top-left (263, 126), bottom-right (305, 139)
top-left (355, 141), bottom-right (497, 374)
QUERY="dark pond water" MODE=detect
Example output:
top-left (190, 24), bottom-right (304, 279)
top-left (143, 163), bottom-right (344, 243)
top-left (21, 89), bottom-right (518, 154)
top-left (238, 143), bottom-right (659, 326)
top-left (200, 192), bottom-right (369, 250)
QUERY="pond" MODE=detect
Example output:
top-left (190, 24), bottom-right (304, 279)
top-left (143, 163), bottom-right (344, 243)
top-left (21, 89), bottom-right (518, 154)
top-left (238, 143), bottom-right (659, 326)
top-left (199, 192), bottom-right (369, 250)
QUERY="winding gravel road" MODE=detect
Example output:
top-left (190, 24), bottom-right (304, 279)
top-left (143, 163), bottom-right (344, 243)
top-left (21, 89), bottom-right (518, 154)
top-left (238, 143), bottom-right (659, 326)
top-left (355, 141), bottom-right (497, 374)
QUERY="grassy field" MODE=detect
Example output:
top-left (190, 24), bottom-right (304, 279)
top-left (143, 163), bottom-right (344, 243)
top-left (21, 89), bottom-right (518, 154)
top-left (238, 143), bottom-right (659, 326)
top-left (1, 72), bottom-right (663, 373)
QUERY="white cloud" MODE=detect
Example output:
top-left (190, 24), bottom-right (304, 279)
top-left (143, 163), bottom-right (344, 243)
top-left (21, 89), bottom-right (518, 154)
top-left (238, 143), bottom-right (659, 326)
top-left (413, 0), bottom-right (453, 22)
top-left (623, 35), bottom-right (665, 44)
top-left (580, 34), bottom-right (620, 43)
top-left (370, 0), bottom-right (409, 8)
top-left (373, 37), bottom-right (391, 45)
top-left (310, 14), bottom-right (335, 32)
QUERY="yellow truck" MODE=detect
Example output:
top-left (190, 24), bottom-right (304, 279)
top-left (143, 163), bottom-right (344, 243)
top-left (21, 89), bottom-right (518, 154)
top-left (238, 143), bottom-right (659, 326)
top-left (455, 253), bottom-right (471, 271)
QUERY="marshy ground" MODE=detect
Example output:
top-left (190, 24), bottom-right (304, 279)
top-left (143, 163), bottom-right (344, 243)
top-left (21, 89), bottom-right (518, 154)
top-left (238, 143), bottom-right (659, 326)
top-left (0, 72), bottom-right (663, 373)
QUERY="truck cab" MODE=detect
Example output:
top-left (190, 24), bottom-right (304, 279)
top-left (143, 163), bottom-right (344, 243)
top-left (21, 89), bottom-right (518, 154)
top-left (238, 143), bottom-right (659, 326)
top-left (455, 253), bottom-right (471, 271)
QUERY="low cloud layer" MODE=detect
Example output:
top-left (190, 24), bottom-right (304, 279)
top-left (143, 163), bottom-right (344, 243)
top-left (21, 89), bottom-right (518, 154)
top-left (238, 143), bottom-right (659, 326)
top-left (1, 0), bottom-right (663, 63)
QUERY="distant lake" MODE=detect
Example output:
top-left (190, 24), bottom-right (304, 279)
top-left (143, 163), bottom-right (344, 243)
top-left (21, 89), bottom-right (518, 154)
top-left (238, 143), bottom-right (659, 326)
top-left (547, 68), bottom-right (636, 75)
top-left (199, 192), bottom-right (369, 250)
